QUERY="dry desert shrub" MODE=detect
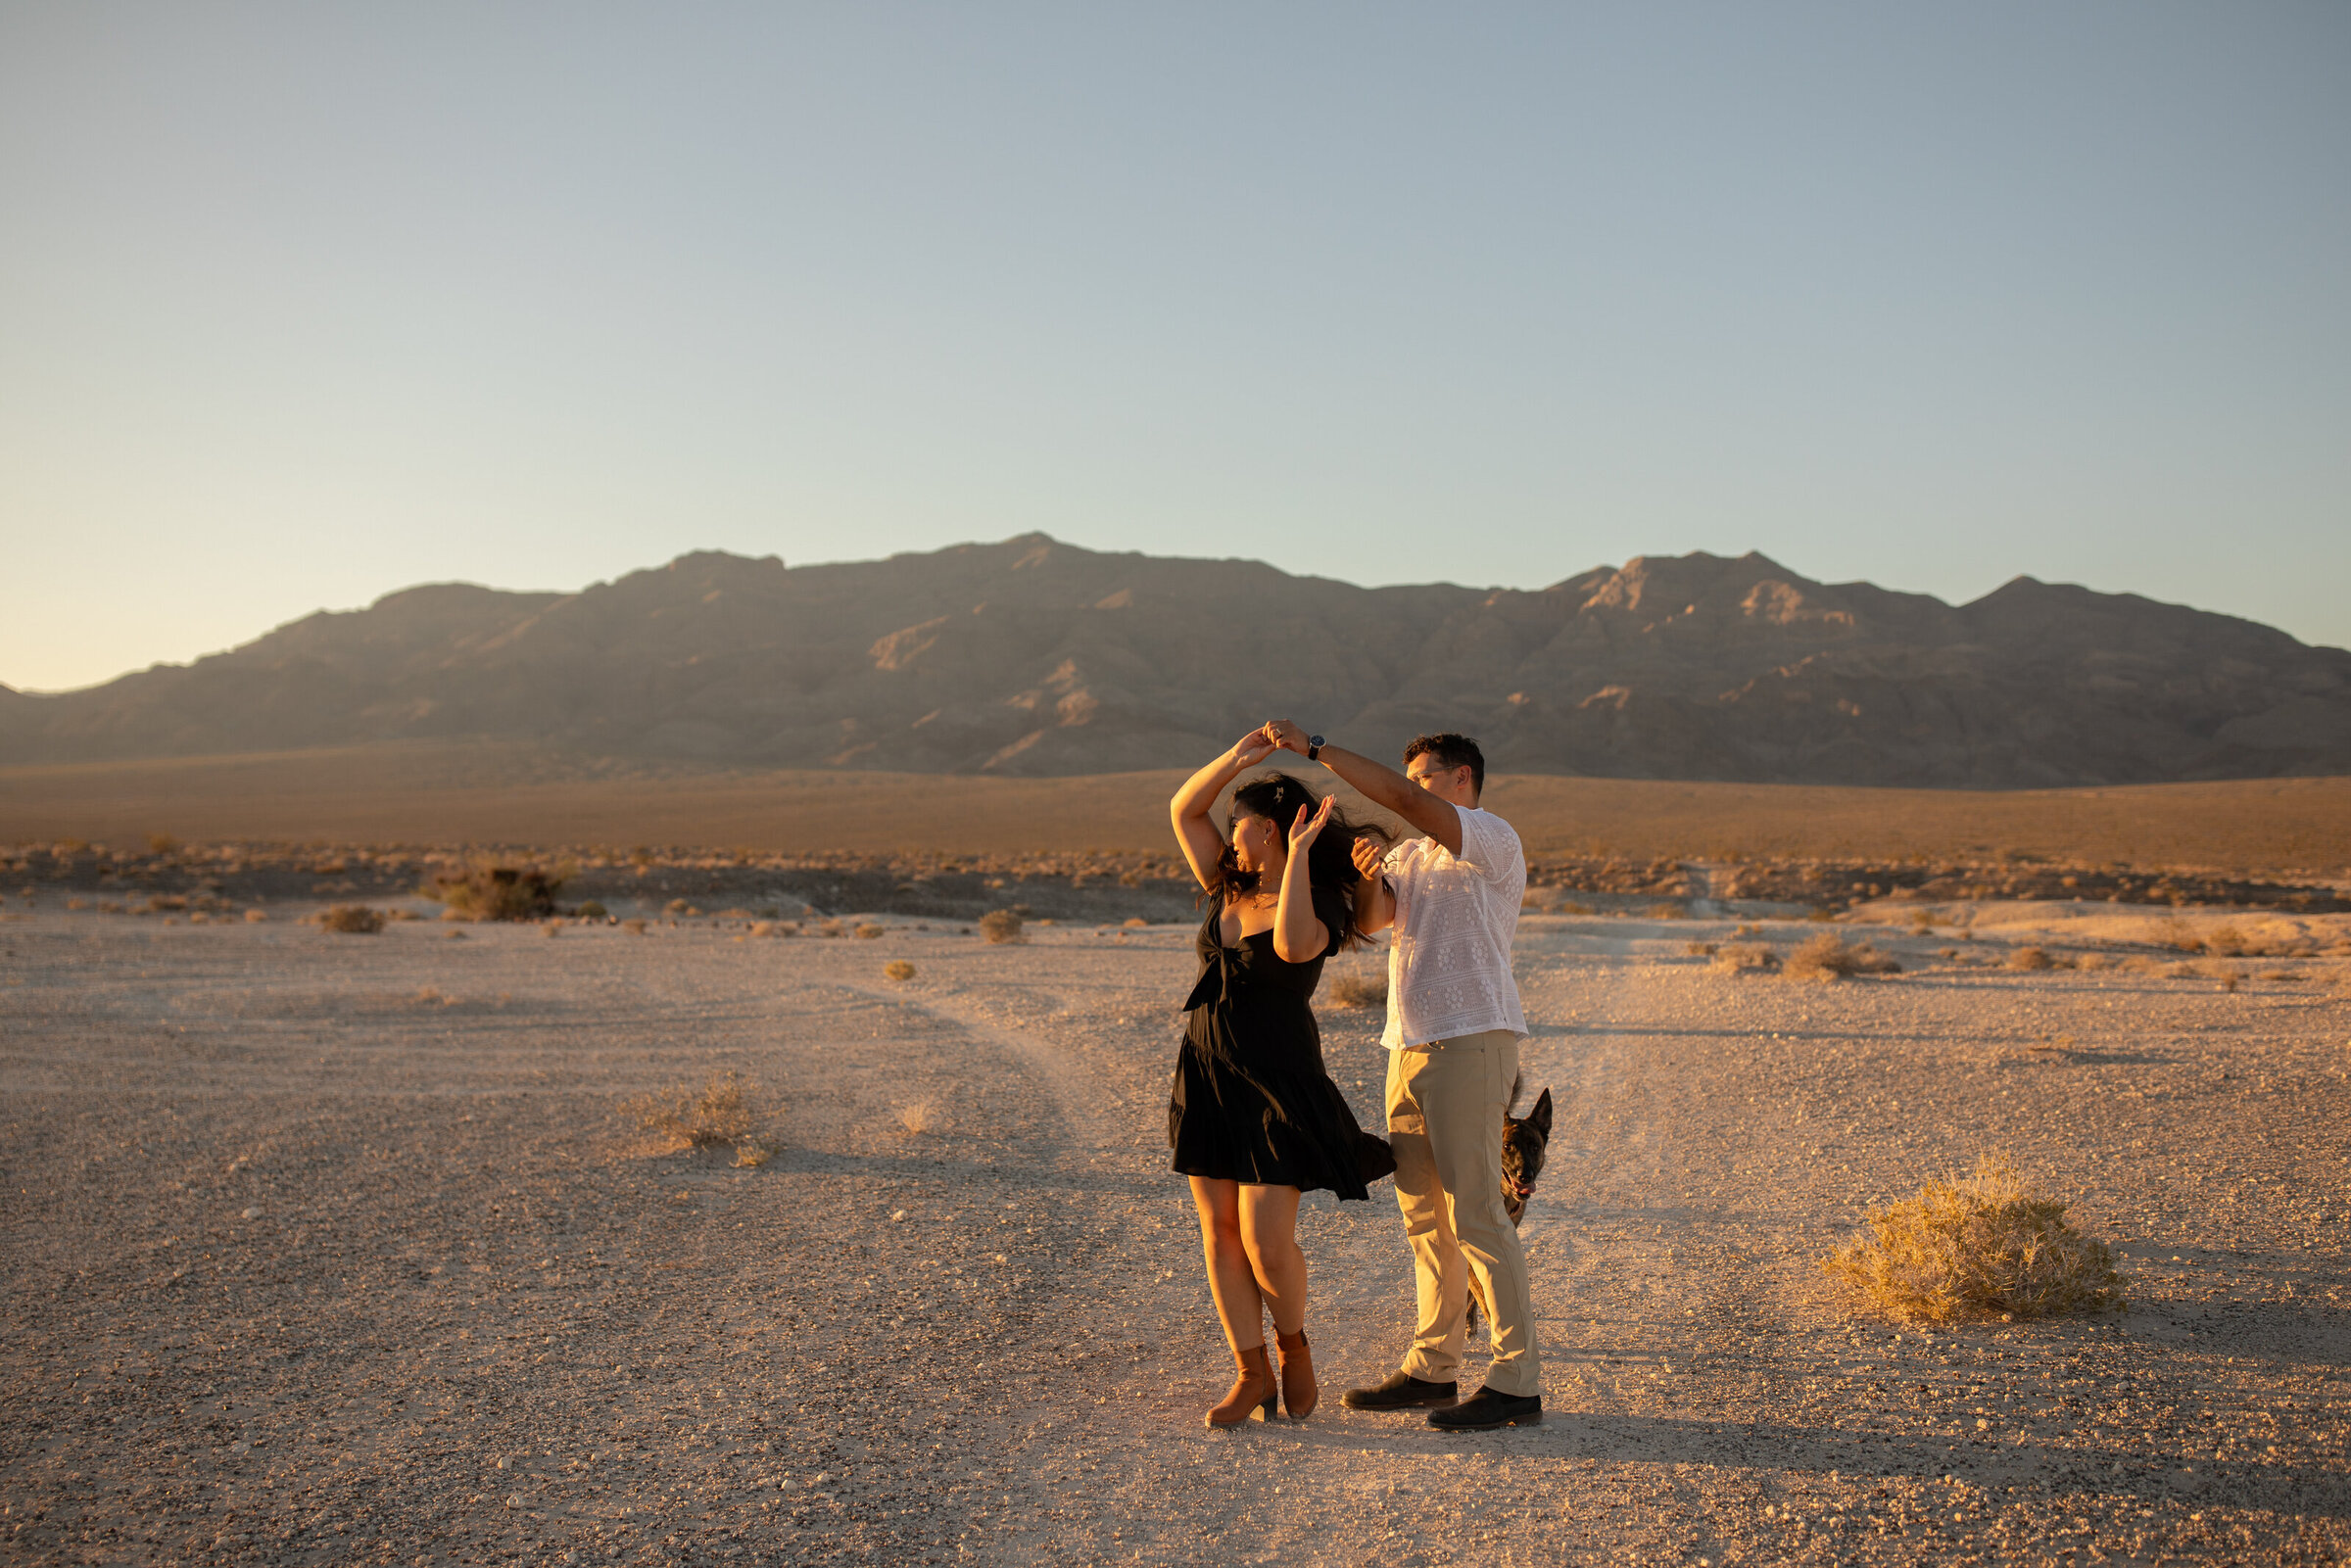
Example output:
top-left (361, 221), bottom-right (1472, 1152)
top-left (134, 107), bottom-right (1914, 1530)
top-left (243, 908), bottom-right (268, 923)
top-left (1122, 917), bottom-right (1150, 928)
top-left (895, 1099), bottom-right (948, 1136)
top-left (624, 1069), bottom-right (769, 1159)
top-left (885, 960), bottom-right (916, 980)
top-left (978, 909), bottom-right (1024, 944)
top-left (621, 918), bottom-right (648, 935)
top-left (1822, 1155), bottom-right (2126, 1324)
top-left (1646, 902), bottom-right (1688, 920)
top-left (430, 864), bottom-right (563, 922)
top-left (818, 919), bottom-right (844, 939)
top-left (319, 905), bottom-right (386, 934)
top-left (1711, 942), bottom-right (1780, 975)
top-left (576, 900), bottom-right (608, 920)
top-left (2006, 946), bottom-right (2057, 971)
top-left (1328, 968), bottom-right (1389, 1008)
top-left (854, 924), bottom-right (887, 939)
top-left (1785, 932), bottom-right (1901, 981)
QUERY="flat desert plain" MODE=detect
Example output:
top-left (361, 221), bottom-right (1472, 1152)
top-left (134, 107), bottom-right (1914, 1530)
top-left (5, 745), bottom-right (2349, 872)
top-left (4, 901), bottom-right (2350, 1566)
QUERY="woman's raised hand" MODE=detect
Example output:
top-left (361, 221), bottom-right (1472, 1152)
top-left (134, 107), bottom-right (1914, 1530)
top-left (1350, 833), bottom-right (1386, 880)
top-left (1232, 729), bottom-right (1277, 768)
top-left (1287, 793), bottom-right (1335, 852)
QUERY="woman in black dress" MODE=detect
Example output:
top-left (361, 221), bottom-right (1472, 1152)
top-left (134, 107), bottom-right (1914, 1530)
top-left (1169, 731), bottom-right (1394, 1427)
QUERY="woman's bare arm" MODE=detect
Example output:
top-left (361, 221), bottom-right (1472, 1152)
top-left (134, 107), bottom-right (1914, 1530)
top-left (1273, 796), bottom-right (1335, 963)
top-left (1170, 731), bottom-right (1278, 892)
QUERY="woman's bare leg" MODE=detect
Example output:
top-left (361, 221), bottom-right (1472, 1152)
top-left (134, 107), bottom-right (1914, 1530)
top-left (1237, 1184), bottom-right (1308, 1335)
top-left (1189, 1177), bottom-right (1265, 1352)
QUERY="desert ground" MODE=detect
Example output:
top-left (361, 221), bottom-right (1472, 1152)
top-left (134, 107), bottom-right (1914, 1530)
top-left (5, 884), bottom-right (2349, 1566)
top-left (4, 744), bottom-right (2349, 873)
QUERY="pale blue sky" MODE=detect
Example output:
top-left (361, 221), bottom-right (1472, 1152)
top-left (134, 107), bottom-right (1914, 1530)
top-left (4, 3), bottom-right (2346, 692)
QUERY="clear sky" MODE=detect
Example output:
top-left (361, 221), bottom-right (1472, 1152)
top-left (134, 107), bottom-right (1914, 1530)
top-left (4, 4), bottom-right (2346, 693)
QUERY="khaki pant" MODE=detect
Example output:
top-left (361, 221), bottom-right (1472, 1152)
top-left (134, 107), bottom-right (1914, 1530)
top-left (1384, 1029), bottom-right (1543, 1397)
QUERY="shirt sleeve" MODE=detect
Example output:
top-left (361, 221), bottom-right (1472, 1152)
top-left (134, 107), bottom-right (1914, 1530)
top-left (1451, 808), bottom-right (1523, 884)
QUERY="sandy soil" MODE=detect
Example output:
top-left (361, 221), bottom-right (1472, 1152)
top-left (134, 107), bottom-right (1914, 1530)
top-left (4, 902), bottom-right (2348, 1566)
top-left (6, 743), bottom-right (2349, 872)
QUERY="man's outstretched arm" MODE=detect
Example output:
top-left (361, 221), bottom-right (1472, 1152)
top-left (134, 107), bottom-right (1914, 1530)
top-left (1261, 720), bottom-right (1462, 856)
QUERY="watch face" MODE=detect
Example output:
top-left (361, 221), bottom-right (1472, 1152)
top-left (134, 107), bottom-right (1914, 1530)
top-left (1310, 736), bottom-right (1325, 749)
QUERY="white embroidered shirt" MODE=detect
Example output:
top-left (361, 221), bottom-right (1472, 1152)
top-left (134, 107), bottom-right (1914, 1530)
top-left (1379, 804), bottom-right (1528, 1049)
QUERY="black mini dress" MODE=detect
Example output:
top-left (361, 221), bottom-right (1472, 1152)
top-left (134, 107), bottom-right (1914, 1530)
top-left (1167, 884), bottom-right (1396, 1200)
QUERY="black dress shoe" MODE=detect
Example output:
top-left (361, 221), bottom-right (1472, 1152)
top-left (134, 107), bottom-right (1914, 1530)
top-left (1427, 1387), bottom-right (1542, 1431)
top-left (1339, 1371), bottom-right (1458, 1410)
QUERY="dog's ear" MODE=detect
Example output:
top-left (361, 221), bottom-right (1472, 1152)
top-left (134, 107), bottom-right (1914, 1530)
top-left (1506, 1071), bottom-right (1524, 1115)
top-left (1527, 1087), bottom-right (1553, 1138)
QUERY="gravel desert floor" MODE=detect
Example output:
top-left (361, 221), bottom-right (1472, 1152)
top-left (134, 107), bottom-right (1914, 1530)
top-left (4, 903), bottom-right (2349, 1566)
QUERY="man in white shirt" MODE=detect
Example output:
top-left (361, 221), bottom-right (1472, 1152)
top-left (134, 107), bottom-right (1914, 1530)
top-left (1260, 722), bottom-right (1542, 1431)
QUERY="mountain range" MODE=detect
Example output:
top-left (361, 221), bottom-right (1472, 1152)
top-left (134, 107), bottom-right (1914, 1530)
top-left (5, 535), bottom-right (2346, 786)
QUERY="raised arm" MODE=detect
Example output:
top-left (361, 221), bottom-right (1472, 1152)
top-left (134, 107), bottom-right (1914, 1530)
top-left (1272, 796), bottom-right (1336, 963)
top-left (1170, 730), bottom-right (1279, 892)
top-left (1350, 832), bottom-right (1394, 933)
top-left (1260, 722), bottom-right (1462, 856)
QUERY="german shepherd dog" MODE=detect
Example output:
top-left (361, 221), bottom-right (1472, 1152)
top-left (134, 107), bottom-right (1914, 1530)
top-left (1467, 1076), bottom-right (1553, 1330)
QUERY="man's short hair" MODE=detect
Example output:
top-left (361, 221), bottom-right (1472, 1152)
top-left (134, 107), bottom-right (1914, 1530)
top-left (1402, 733), bottom-right (1485, 795)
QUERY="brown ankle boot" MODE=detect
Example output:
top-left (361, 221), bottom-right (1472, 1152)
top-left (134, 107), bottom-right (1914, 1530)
top-left (1205, 1344), bottom-right (1277, 1428)
top-left (1275, 1328), bottom-right (1318, 1420)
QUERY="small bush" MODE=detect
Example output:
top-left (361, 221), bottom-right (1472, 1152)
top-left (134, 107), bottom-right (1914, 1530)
top-left (1711, 942), bottom-right (1779, 974)
top-left (1822, 1155), bottom-right (2126, 1324)
top-left (622, 918), bottom-right (648, 935)
top-left (243, 908), bottom-right (267, 924)
top-left (1686, 940), bottom-right (1718, 956)
top-left (885, 960), bottom-right (916, 980)
top-left (818, 919), bottom-right (844, 939)
top-left (1785, 932), bottom-right (1900, 981)
top-left (854, 924), bottom-right (887, 939)
top-left (430, 865), bottom-right (563, 922)
top-left (979, 909), bottom-right (1024, 944)
top-left (320, 905), bottom-right (386, 934)
top-left (1122, 917), bottom-right (1149, 928)
top-left (1328, 969), bottom-right (1389, 1008)
top-left (1646, 902), bottom-right (1688, 920)
top-left (896, 1100), bottom-right (947, 1135)
top-left (2006, 946), bottom-right (2056, 972)
top-left (624, 1069), bottom-right (761, 1149)
top-left (575, 900), bottom-right (608, 920)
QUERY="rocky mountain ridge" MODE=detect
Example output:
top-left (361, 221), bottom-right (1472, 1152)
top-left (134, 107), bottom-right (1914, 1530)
top-left (6, 535), bottom-right (2347, 785)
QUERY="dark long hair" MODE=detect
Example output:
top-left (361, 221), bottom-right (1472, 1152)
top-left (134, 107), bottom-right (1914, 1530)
top-left (1209, 771), bottom-right (1389, 953)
